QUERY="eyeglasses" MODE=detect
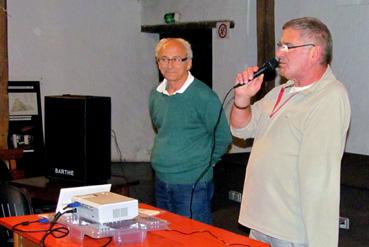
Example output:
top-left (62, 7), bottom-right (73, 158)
top-left (276, 42), bottom-right (315, 52)
top-left (157, 56), bottom-right (188, 65)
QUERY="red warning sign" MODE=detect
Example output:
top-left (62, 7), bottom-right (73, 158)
top-left (216, 22), bottom-right (230, 39)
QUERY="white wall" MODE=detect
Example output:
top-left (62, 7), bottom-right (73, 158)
top-left (8, 0), bottom-right (158, 161)
top-left (7, 0), bottom-right (369, 162)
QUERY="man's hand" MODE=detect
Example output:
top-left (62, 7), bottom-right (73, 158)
top-left (233, 66), bottom-right (264, 108)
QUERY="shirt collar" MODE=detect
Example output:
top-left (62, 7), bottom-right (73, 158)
top-left (285, 65), bottom-right (335, 95)
top-left (289, 84), bottom-right (313, 94)
top-left (156, 72), bottom-right (194, 95)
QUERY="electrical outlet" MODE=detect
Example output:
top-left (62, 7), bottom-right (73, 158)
top-left (228, 190), bottom-right (242, 203)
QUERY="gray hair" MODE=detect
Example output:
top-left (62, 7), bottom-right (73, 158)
top-left (155, 38), bottom-right (193, 59)
top-left (283, 17), bottom-right (332, 65)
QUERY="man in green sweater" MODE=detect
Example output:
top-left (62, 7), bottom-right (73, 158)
top-left (149, 38), bottom-right (232, 224)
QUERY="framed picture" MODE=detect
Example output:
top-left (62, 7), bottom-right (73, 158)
top-left (8, 81), bottom-right (45, 177)
top-left (9, 92), bottom-right (39, 116)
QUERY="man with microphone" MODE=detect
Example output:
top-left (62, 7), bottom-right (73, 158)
top-left (230, 17), bottom-right (351, 246)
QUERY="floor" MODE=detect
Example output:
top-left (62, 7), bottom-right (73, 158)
top-left (113, 162), bottom-right (369, 247)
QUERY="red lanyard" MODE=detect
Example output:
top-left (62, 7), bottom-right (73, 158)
top-left (269, 87), bottom-right (298, 118)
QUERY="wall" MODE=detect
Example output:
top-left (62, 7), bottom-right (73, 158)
top-left (7, 0), bottom-right (369, 162)
top-left (8, 0), bottom-right (257, 161)
top-left (8, 0), bottom-right (158, 161)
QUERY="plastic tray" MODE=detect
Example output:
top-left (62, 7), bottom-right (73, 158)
top-left (59, 213), bottom-right (169, 245)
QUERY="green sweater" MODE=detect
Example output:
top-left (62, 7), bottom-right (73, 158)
top-left (149, 78), bottom-right (232, 184)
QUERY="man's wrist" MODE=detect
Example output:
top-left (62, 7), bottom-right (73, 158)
top-left (233, 102), bottom-right (250, 110)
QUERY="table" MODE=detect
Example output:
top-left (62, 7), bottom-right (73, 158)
top-left (0, 204), bottom-right (269, 247)
top-left (10, 176), bottom-right (139, 211)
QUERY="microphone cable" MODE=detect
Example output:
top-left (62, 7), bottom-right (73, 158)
top-left (189, 57), bottom-right (279, 219)
top-left (189, 85), bottom-right (235, 220)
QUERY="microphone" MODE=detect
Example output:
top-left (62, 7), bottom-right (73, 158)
top-left (233, 57), bottom-right (279, 89)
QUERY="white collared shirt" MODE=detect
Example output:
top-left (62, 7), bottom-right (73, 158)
top-left (156, 72), bottom-right (194, 95)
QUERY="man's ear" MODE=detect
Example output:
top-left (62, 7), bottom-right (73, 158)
top-left (186, 59), bottom-right (193, 71)
top-left (311, 44), bottom-right (323, 63)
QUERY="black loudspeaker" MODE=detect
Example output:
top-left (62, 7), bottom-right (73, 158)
top-left (45, 95), bottom-right (111, 184)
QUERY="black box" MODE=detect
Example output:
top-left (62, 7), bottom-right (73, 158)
top-left (45, 95), bottom-right (111, 184)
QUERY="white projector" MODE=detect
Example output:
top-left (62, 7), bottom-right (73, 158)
top-left (72, 192), bottom-right (138, 223)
